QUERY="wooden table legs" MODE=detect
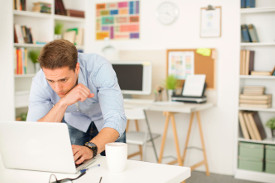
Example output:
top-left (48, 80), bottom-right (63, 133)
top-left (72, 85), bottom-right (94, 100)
top-left (158, 111), bottom-right (210, 176)
top-left (182, 111), bottom-right (210, 176)
top-left (158, 112), bottom-right (183, 166)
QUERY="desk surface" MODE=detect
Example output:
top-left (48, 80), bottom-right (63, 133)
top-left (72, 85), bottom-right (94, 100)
top-left (0, 155), bottom-right (190, 183)
top-left (124, 99), bottom-right (213, 113)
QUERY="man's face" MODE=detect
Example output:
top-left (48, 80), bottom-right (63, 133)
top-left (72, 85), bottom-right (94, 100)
top-left (43, 63), bottom-right (79, 98)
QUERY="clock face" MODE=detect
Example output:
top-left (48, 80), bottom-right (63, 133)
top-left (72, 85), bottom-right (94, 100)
top-left (156, 1), bottom-right (179, 25)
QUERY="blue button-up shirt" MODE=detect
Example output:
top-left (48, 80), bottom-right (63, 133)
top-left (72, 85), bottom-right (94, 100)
top-left (27, 53), bottom-right (126, 137)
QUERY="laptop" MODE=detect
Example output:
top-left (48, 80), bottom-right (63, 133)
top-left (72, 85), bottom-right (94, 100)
top-left (172, 75), bottom-right (207, 104)
top-left (0, 121), bottom-right (97, 174)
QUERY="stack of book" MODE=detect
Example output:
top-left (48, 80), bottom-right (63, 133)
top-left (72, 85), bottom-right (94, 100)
top-left (14, 47), bottom-right (28, 75)
top-left (238, 111), bottom-right (266, 140)
top-left (240, 49), bottom-right (254, 75)
top-left (241, 24), bottom-right (259, 43)
top-left (14, 24), bottom-right (33, 44)
top-left (32, 2), bottom-right (51, 14)
top-left (239, 86), bottom-right (272, 108)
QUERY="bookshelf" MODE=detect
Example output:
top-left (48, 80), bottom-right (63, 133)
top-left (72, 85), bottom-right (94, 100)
top-left (236, 1), bottom-right (275, 182)
top-left (12, 0), bottom-right (86, 119)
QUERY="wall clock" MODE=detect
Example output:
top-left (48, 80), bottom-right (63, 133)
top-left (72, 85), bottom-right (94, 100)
top-left (156, 1), bottom-right (179, 25)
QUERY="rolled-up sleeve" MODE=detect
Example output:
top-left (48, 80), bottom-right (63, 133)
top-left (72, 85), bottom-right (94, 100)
top-left (93, 63), bottom-right (126, 137)
top-left (26, 75), bottom-right (53, 122)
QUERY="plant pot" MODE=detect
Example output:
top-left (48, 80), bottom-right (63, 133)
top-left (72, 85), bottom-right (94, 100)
top-left (54, 34), bottom-right (62, 40)
top-left (167, 89), bottom-right (174, 102)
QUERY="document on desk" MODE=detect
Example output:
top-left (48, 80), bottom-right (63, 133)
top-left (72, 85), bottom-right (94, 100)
top-left (182, 74), bottom-right (206, 96)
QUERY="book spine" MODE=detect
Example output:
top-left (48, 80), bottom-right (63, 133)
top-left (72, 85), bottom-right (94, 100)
top-left (241, 0), bottom-right (246, 8)
top-left (246, 0), bottom-right (256, 8)
top-left (241, 24), bottom-right (251, 42)
top-left (248, 24), bottom-right (259, 42)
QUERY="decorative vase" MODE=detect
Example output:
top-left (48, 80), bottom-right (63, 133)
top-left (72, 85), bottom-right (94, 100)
top-left (167, 89), bottom-right (174, 102)
top-left (54, 34), bottom-right (62, 40)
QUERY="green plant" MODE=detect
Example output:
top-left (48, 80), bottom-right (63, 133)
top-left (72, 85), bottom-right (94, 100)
top-left (266, 118), bottom-right (275, 130)
top-left (165, 75), bottom-right (177, 90)
top-left (54, 23), bottom-right (63, 35)
top-left (28, 50), bottom-right (40, 64)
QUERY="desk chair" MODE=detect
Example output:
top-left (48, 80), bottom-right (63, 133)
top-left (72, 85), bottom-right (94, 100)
top-left (125, 108), bottom-right (160, 161)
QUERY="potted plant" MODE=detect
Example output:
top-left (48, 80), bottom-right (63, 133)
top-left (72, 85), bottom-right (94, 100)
top-left (164, 75), bottom-right (177, 101)
top-left (54, 23), bottom-right (63, 39)
top-left (28, 50), bottom-right (40, 73)
top-left (266, 117), bottom-right (275, 139)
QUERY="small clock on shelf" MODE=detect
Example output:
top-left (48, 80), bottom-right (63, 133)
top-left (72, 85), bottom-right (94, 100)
top-left (156, 1), bottom-right (179, 25)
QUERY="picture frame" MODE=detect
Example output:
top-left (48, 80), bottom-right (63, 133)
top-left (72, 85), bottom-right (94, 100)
top-left (200, 6), bottom-right (222, 38)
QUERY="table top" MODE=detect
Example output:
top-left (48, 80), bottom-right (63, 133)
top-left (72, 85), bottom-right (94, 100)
top-left (124, 99), bottom-right (213, 113)
top-left (0, 155), bottom-right (190, 183)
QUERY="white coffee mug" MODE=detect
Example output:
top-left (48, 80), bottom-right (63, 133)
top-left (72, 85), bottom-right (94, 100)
top-left (105, 142), bottom-right (128, 173)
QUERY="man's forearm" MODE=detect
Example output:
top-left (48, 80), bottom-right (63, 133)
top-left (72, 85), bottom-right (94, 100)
top-left (90, 127), bottom-right (120, 154)
top-left (38, 98), bottom-right (68, 122)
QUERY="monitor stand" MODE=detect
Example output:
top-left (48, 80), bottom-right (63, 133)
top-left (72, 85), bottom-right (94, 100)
top-left (123, 94), bottom-right (133, 99)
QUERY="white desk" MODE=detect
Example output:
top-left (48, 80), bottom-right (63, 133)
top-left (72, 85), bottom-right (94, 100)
top-left (0, 155), bottom-right (190, 183)
top-left (124, 99), bottom-right (213, 175)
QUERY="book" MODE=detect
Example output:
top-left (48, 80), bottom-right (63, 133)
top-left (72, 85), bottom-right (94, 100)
top-left (245, 0), bottom-right (256, 8)
top-left (241, 24), bottom-right (251, 42)
top-left (247, 112), bottom-right (261, 140)
top-left (241, 0), bottom-right (246, 8)
top-left (14, 24), bottom-right (24, 44)
top-left (251, 71), bottom-right (271, 76)
top-left (66, 9), bottom-right (85, 18)
top-left (243, 112), bottom-right (256, 140)
top-left (238, 112), bottom-right (250, 139)
top-left (239, 99), bottom-right (271, 104)
top-left (239, 94), bottom-right (272, 100)
top-left (248, 24), bottom-right (259, 42)
top-left (252, 112), bottom-right (267, 140)
top-left (239, 103), bottom-right (272, 108)
top-left (244, 50), bottom-right (254, 75)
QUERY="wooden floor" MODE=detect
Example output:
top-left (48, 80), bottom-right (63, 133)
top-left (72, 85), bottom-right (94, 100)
top-left (186, 171), bottom-right (258, 183)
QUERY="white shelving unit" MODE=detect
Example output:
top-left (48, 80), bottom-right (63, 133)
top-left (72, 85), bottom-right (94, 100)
top-left (236, 1), bottom-right (275, 182)
top-left (12, 0), bottom-right (86, 118)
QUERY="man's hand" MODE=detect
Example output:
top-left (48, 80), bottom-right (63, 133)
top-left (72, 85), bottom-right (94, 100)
top-left (72, 145), bottom-right (93, 165)
top-left (63, 84), bottom-right (94, 106)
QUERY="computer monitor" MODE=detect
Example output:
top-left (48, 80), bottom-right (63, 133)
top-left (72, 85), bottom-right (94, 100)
top-left (111, 61), bottom-right (152, 95)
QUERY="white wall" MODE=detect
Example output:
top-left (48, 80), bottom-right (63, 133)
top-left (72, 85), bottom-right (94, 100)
top-left (0, 0), bottom-right (15, 120)
top-left (86, 0), bottom-right (240, 175)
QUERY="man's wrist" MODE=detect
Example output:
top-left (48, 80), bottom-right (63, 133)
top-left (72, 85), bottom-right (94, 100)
top-left (84, 142), bottom-right (98, 158)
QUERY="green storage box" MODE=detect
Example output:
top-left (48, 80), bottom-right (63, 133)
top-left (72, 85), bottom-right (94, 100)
top-left (265, 160), bottom-right (275, 174)
top-left (238, 157), bottom-right (263, 172)
top-left (239, 142), bottom-right (264, 159)
top-left (266, 145), bottom-right (275, 161)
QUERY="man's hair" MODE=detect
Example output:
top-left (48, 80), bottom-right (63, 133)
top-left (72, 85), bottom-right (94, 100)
top-left (38, 39), bottom-right (78, 70)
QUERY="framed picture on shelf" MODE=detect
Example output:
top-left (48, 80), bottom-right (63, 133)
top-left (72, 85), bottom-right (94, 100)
top-left (200, 6), bottom-right (222, 38)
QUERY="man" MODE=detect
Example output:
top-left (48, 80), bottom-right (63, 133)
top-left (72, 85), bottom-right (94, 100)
top-left (27, 39), bottom-right (126, 165)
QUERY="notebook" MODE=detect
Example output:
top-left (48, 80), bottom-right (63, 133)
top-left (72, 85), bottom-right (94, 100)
top-left (0, 121), bottom-right (97, 174)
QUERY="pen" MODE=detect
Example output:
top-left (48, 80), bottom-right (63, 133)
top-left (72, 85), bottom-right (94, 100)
top-left (80, 164), bottom-right (100, 173)
top-left (99, 177), bottom-right (102, 183)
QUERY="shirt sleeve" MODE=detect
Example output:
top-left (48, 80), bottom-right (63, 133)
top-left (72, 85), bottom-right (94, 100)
top-left (92, 62), bottom-right (127, 137)
top-left (26, 75), bottom-right (53, 122)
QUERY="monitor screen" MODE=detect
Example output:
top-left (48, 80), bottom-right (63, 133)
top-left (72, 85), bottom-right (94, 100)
top-left (111, 61), bottom-right (152, 95)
